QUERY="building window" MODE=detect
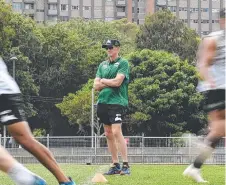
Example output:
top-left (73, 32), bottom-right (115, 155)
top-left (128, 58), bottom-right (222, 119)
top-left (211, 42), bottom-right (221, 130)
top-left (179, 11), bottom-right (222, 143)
top-left (12, 3), bottom-right (22, 10)
top-left (168, 6), bottom-right (177, 12)
top-left (60, 16), bottom-right (69, 21)
top-left (117, 7), bottom-right (125, 12)
top-left (190, 8), bottom-right (198, 13)
top-left (156, 0), bottom-right (167, 6)
top-left (37, 9), bottom-right (44, 12)
top-left (61, 4), bottom-right (68, 11)
top-left (212, 9), bottom-right (220, 13)
top-left (36, 21), bottom-right (44, 23)
top-left (83, 6), bottom-right (90, 10)
top-left (72, 6), bottom-right (79, 10)
top-left (179, 7), bottom-right (188, 12)
top-left (48, 15), bottom-right (58, 21)
top-left (48, 4), bottom-right (57, 10)
top-left (201, 31), bottom-right (209, 35)
top-left (193, 19), bottom-right (198, 23)
top-left (137, 8), bottom-right (139, 13)
top-left (201, 8), bottom-right (209, 12)
top-left (24, 3), bottom-right (34, 10)
top-left (105, 17), bottom-right (114, 21)
top-left (137, 19), bottom-right (140, 24)
top-left (181, 19), bottom-right (188, 23)
top-left (201, 20), bottom-right (209, 23)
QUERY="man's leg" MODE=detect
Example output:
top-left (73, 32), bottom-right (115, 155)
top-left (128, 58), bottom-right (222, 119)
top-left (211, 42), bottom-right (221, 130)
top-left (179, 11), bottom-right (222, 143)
top-left (7, 121), bottom-right (74, 184)
top-left (0, 145), bottom-right (46, 185)
top-left (112, 124), bottom-right (130, 175)
top-left (104, 125), bottom-right (119, 163)
top-left (103, 124), bottom-right (121, 175)
top-left (112, 124), bottom-right (128, 163)
top-left (183, 109), bottom-right (225, 182)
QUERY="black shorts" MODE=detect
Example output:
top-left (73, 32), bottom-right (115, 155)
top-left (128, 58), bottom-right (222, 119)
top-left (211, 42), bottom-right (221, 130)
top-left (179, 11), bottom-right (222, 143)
top-left (203, 89), bottom-right (225, 112)
top-left (97, 103), bottom-right (127, 125)
top-left (0, 94), bottom-right (26, 125)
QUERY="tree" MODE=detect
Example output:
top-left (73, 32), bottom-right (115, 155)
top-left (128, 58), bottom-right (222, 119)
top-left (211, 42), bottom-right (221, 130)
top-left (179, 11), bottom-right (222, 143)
top-left (136, 10), bottom-right (200, 63)
top-left (57, 49), bottom-right (207, 136)
top-left (34, 19), bottom-right (137, 135)
top-left (0, 1), bottom-right (39, 117)
top-left (56, 79), bottom-right (95, 126)
top-left (128, 49), bottom-right (207, 136)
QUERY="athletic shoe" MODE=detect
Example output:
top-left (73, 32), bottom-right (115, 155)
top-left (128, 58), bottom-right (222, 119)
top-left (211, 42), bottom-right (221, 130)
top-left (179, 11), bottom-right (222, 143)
top-left (104, 164), bottom-right (121, 175)
top-left (59, 177), bottom-right (76, 185)
top-left (120, 165), bottom-right (130, 175)
top-left (32, 175), bottom-right (46, 185)
top-left (183, 164), bottom-right (208, 183)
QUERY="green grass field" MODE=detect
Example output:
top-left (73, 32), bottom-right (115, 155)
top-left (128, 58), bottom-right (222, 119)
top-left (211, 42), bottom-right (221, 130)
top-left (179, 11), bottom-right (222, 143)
top-left (0, 164), bottom-right (224, 185)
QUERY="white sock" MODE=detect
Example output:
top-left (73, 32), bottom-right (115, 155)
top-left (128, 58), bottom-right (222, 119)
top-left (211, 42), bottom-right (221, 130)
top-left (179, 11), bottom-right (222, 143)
top-left (8, 162), bottom-right (35, 185)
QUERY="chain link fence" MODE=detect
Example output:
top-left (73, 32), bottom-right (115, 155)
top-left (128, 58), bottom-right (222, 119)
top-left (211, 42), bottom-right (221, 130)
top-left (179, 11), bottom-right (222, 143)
top-left (1, 135), bottom-right (225, 164)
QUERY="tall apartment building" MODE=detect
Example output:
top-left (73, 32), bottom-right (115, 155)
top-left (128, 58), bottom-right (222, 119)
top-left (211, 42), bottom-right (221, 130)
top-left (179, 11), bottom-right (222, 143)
top-left (5, 0), bottom-right (225, 35)
top-left (156, 0), bottom-right (225, 35)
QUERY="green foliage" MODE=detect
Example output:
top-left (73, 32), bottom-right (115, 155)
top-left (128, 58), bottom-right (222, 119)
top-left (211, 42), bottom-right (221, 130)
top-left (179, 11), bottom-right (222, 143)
top-left (0, 1), bottom-right (39, 117)
top-left (56, 80), bottom-right (96, 125)
top-left (32, 128), bottom-right (46, 137)
top-left (0, 1), bottom-right (205, 136)
top-left (128, 49), bottom-right (206, 136)
top-left (136, 10), bottom-right (199, 63)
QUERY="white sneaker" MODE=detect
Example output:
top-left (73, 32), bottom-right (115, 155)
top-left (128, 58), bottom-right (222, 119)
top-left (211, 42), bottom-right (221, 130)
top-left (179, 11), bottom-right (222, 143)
top-left (183, 164), bottom-right (208, 183)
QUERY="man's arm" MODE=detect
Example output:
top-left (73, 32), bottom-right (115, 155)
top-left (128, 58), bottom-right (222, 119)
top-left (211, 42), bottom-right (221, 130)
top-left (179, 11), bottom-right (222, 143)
top-left (93, 77), bottom-right (108, 91)
top-left (100, 74), bottom-right (125, 87)
top-left (197, 37), bottom-right (216, 86)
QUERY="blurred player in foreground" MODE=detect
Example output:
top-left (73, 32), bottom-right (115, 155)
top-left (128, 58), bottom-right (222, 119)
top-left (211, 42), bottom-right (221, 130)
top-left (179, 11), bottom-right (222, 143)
top-left (0, 57), bottom-right (76, 185)
top-left (183, 8), bottom-right (225, 183)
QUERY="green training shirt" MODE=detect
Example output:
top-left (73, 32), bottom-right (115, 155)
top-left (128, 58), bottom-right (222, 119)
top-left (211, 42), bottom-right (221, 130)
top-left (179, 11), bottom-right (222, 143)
top-left (96, 57), bottom-right (129, 107)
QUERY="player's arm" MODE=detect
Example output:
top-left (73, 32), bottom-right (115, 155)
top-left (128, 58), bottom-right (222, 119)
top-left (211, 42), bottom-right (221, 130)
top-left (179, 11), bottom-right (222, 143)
top-left (93, 77), bottom-right (108, 91)
top-left (197, 37), bottom-right (216, 85)
top-left (101, 60), bottom-right (129, 88)
top-left (100, 74), bottom-right (125, 87)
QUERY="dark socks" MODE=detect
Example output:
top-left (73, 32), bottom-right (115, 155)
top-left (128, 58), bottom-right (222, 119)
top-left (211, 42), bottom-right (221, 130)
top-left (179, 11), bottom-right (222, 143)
top-left (123, 162), bottom-right (129, 167)
top-left (113, 163), bottom-right (120, 169)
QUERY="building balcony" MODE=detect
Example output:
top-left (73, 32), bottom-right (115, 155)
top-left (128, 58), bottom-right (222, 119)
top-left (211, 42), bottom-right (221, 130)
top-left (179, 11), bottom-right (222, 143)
top-left (24, 0), bottom-right (35, 3)
top-left (23, 9), bottom-right (35, 15)
top-left (116, 0), bottom-right (126, 6)
top-left (48, 9), bottom-right (58, 15)
top-left (116, 12), bottom-right (126, 17)
top-left (48, 0), bottom-right (58, 3)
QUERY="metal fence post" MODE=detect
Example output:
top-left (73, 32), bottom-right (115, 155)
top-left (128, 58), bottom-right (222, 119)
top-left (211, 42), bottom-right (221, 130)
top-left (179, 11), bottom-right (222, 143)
top-left (91, 88), bottom-right (94, 148)
top-left (3, 130), bottom-right (6, 148)
top-left (142, 133), bottom-right (144, 164)
top-left (47, 134), bottom-right (50, 149)
top-left (95, 134), bottom-right (97, 164)
top-left (189, 134), bottom-right (192, 163)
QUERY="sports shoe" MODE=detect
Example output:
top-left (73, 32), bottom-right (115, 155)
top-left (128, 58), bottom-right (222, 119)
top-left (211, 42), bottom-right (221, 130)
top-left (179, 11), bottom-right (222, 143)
top-left (59, 177), bottom-right (76, 185)
top-left (104, 164), bottom-right (121, 175)
top-left (32, 175), bottom-right (46, 185)
top-left (120, 165), bottom-right (130, 175)
top-left (183, 164), bottom-right (208, 183)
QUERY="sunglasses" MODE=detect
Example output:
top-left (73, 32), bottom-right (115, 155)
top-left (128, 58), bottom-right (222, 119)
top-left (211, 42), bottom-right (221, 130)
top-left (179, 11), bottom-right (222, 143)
top-left (106, 46), bottom-right (114, 50)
